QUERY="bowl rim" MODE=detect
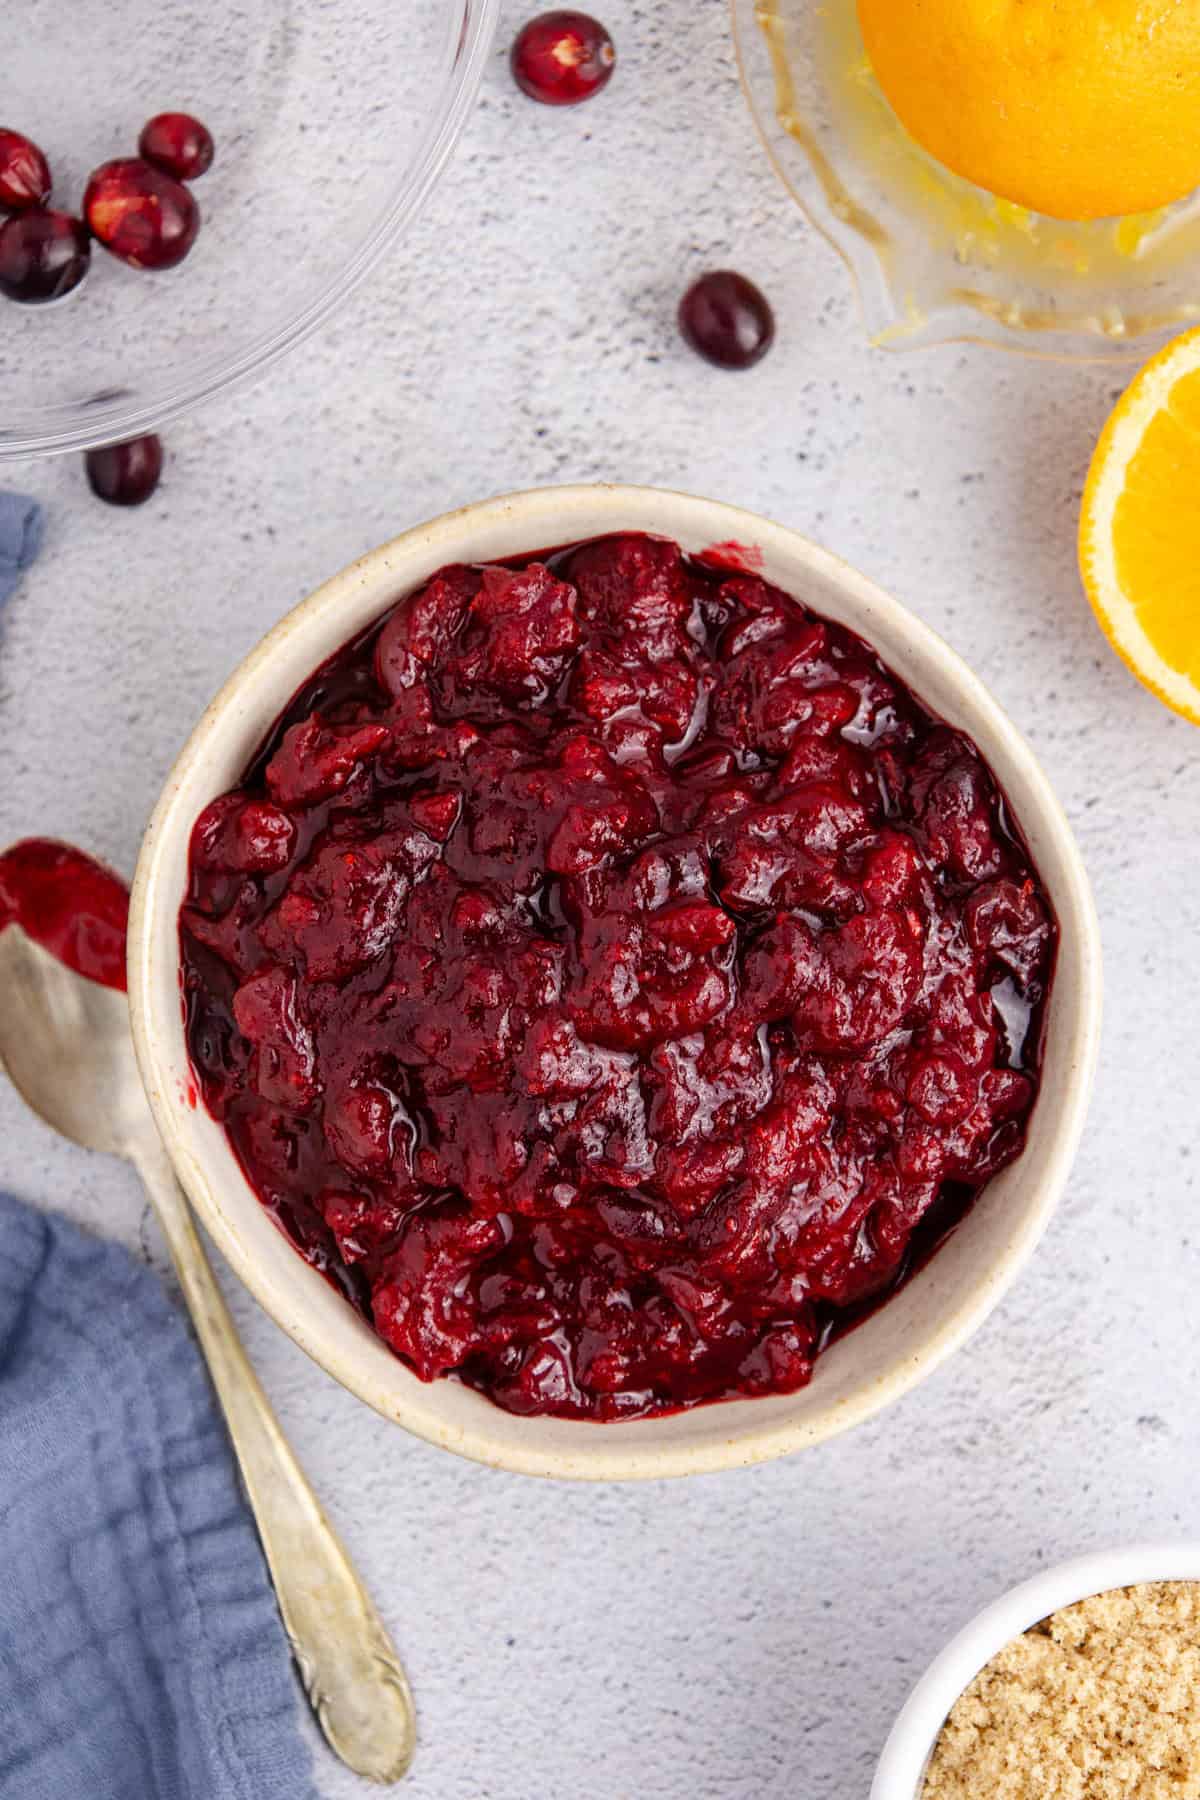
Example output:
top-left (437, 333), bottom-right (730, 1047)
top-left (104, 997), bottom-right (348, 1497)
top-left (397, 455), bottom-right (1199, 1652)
top-left (872, 1542), bottom-right (1200, 1798)
top-left (128, 481), bottom-right (1103, 1480)
top-left (0, 0), bottom-right (500, 462)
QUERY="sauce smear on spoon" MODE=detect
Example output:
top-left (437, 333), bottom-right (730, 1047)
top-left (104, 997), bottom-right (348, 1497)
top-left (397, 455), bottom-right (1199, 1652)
top-left (0, 839), bottom-right (129, 991)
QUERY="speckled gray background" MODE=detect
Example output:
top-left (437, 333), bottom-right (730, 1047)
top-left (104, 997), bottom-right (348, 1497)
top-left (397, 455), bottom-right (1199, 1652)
top-left (2, 6), bottom-right (1199, 1798)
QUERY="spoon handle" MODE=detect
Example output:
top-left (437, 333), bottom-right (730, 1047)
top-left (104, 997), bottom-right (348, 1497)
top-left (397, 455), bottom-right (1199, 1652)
top-left (132, 1133), bottom-right (416, 1784)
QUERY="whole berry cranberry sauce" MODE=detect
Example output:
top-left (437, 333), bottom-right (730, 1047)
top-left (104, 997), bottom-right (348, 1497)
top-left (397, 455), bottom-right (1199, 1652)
top-left (181, 533), bottom-right (1056, 1422)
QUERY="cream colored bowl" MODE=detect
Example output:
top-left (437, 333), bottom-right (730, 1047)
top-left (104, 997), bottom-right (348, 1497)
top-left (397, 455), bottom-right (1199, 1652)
top-left (128, 485), bottom-right (1102, 1481)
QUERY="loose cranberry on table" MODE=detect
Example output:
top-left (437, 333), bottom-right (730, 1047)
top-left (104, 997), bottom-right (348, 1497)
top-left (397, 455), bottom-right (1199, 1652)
top-left (0, 209), bottom-right (89, 304)
top-left (84, 157), bottom-right (199, 270)
top-left (512, 11), bottom-right (615, 105)
top-left (85, 434), bottom-right (164, 506)
top-left (0, 129), bottom-right (52, 212)
top-left (180, 533), bottom-right (1056, 1423)
top-left (679, 270), bottom-right (775, 370)
top-left (138, 112), bottom-right (215, 182)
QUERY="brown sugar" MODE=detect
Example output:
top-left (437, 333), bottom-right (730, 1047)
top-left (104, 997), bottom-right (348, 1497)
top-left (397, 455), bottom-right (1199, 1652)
top-left (921, 1580), bottom-right (1200, 1800)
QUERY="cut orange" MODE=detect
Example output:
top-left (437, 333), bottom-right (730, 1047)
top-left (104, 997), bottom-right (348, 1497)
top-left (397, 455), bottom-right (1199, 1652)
top-left (857, 0), bottom-right (1200, 223)
top-left (1079, 327), bottom-right (1200, 725)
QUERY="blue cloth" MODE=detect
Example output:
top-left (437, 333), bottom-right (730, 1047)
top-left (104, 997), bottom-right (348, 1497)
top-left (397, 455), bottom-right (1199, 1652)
top-left (0, 1192), bottom-right (317, 1800)
top-left (0, 492), bottom-right (43, 604)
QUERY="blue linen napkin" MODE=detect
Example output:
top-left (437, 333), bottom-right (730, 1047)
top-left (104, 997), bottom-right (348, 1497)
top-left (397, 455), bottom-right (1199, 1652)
top-left (0, 1191), bottom-right (318, 1800)
top-left (0, 491), bottom-right (44, 604)
top-left (0, 494), bottom-right (316, 1794)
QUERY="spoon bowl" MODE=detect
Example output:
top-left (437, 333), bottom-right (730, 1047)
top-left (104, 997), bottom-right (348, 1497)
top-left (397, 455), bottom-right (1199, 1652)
top-left (0, 926), bottom-right (141, 1155)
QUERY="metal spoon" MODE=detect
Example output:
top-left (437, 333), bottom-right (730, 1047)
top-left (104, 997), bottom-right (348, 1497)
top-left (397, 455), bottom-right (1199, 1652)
top-left (0, 921), bottom-right (416, 1784)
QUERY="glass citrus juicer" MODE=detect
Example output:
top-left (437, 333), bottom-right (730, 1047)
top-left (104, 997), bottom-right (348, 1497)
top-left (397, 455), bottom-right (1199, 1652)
top-left (733, 0), bottom-right (1200, 359)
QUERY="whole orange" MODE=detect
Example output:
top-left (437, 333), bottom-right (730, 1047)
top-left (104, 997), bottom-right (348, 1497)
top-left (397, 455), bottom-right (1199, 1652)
top-left (857, 0), bottom-right (1200, 221)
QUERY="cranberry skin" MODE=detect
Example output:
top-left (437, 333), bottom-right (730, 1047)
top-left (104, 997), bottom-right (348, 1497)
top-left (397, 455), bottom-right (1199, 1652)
top-left (138, 112), bottom-right (215, 182)
top-left (679, 270), bottom-right (775, 370)
top-left (0, 210), bottom-right (89, 304)
top-left (0, 129), bottom-right (52, 212)
top-left (85, 435), bottom-right (164, 507)
top-left (84, 158), bottom-right (199, 270)
top-left (512, 11), bottom-right (615, 105)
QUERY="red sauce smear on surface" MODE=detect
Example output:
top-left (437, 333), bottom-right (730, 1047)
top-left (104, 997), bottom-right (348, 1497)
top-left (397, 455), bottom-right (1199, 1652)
top-left (180, 533), bottom-right (1057, 1421)
top-left (697, 539), bottom-right (766, 574)
top-left (0, 839), bottom-right (129, 992)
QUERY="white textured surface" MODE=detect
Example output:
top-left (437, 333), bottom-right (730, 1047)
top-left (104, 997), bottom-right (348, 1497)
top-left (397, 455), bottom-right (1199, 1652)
top-left (1, 6), bottom-right (1198, 1797)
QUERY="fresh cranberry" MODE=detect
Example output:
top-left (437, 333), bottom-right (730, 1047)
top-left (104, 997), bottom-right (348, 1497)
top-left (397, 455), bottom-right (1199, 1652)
top-left (180, 533), bottom-right (1057, 1423)
top-left (0, 209), bottom-right (89, 304)
top-left (85, 435), bottom-right (164, 506)
top-left (511, 11), bottom-right (615, 105)
top-left (679, 270), bottom-right (775, 370)
top-left (0, 129), bottom-right (52, 212)
top-left (84, 158), bottom-right (199, 270)
top-left (138, 112), bottom-right (215, 182)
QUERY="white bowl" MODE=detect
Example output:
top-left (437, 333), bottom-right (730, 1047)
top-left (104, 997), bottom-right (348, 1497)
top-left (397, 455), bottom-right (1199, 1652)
top-left (128, 484), bottom-right (1103, 1481)
top-left (873, 1544), bottom-right (1200, 1798)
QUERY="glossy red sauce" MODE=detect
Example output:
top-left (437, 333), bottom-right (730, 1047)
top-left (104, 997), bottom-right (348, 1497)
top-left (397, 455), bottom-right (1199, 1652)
top-left (697, 539), bottom-right (766, 574)
top-left (0, 838), bottom-right (129, 991)
top-left (180, 533), bottom-right (1056, 1420)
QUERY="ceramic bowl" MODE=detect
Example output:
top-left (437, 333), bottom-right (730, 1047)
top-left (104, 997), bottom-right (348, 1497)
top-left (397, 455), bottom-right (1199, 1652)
top-left (873, 1544), bottom-right (1200, 1797)
top-left (128, 484), bottom-right (1103, 1480)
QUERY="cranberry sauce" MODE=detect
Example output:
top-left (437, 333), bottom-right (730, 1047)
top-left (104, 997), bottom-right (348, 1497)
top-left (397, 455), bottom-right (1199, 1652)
top-left (180, 534), bottom-right (1057, 1421)
top-left (0, 839), bottom-right (129, 991)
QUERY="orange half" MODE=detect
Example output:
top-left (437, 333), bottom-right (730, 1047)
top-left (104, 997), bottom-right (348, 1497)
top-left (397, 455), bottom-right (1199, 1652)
top-left (1079, 326), bottom-right (1200, 724)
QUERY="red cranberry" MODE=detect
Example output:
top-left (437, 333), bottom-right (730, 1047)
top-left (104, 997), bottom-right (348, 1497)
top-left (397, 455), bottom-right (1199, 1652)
top-left (0, 209), bottom-right (89, 304)
top-left (138, 112), bottom-right (215, 182)
top-left (85, 435), bottom-right (164, 507)
top-left (84, 158), bottom-right (199, 270)
top-left (511, 11), bottom-right (615, 105)
top-left (679, 270), bottom-right (775, 370)
top-left (0, 129), bottom-right (52, 212)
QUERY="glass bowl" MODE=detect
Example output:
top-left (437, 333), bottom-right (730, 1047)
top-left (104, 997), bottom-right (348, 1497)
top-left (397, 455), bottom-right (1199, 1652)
top-left (0, 0), bottom-right (498, 459)
top-left (733, 0), bottom-right (1200, 358)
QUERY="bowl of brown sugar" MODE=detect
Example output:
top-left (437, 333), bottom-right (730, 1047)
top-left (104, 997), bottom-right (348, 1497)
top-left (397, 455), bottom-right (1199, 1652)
top-left (874, 1546), bottom-right (1200, 1800)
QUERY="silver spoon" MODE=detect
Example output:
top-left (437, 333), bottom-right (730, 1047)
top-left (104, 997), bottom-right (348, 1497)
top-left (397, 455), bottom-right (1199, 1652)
top-left (0, 920), bottom-right (416, 1784)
